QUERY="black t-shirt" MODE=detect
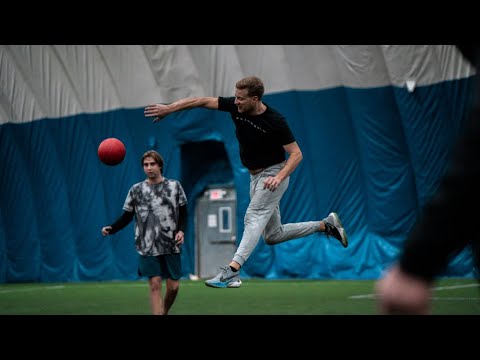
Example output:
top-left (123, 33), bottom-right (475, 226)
top-left (218, 96), bottom-right (296, 170)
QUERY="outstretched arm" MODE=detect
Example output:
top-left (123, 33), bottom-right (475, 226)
top-left (144, 97), bottom-right (219, 122)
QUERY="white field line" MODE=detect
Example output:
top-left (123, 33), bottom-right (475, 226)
top-left (0, 282), bottom-right (204, 294)
top-left (0, 281), bottom-right (478, 297)
top-left (0, 283), bottom-right (151, 294)
top-left (349, 283), bottom-right (480, 300)
top-left (0, 285), bottom-right (66, 294)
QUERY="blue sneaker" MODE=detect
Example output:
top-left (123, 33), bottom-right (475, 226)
top-left (205, 265), bottom-right (242, 288)
top-left (323, 212), bottom-right (348, 248)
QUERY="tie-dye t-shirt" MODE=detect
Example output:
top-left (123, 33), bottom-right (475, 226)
top-left (123, 178), bottom-right (187, 256)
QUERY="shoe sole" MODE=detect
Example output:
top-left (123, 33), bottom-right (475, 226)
top-left (330, 212), bottom-right (349, 248)
top-left (205, 280), bottom-right (242, 288)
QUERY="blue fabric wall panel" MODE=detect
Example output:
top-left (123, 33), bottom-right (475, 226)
top-left (444, 247), bottom-right (474, 277)
top-left (1, 124), bottom-right (42, 282)
top-left (345, 87), bottom-right (418, 239)
top-left (393, 79), bottom-right (474, 209)
top-left (0, 204), bottom-right (5, 283)
top-left (0, 126), bottom-right (8, 282)
top-left (0, 81), bottom-right (475, 283)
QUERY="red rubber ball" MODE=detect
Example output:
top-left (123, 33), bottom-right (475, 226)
top-left (98, 138), bottom-right (126, 166)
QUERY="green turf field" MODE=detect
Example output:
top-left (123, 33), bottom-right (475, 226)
top-left (0, 278), bottom-right (478, 315)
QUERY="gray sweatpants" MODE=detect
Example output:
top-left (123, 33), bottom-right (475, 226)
top-left (232, 162), bottom-right (321, 267)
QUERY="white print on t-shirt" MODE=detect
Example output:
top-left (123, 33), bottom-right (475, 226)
top-left (235, 116), bottom-right (267, 133)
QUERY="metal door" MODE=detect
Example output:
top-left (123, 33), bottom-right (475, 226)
top-left (195, 186), bottom-right (237, 278)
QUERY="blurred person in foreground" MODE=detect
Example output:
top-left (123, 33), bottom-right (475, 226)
top-left (375, 45), bottom-right (480, 314)
top-left (102, 150), bottom-right (187, 315)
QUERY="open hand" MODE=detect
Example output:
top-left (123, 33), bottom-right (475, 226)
top-left (144, 103), bottom-right (170, 123)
